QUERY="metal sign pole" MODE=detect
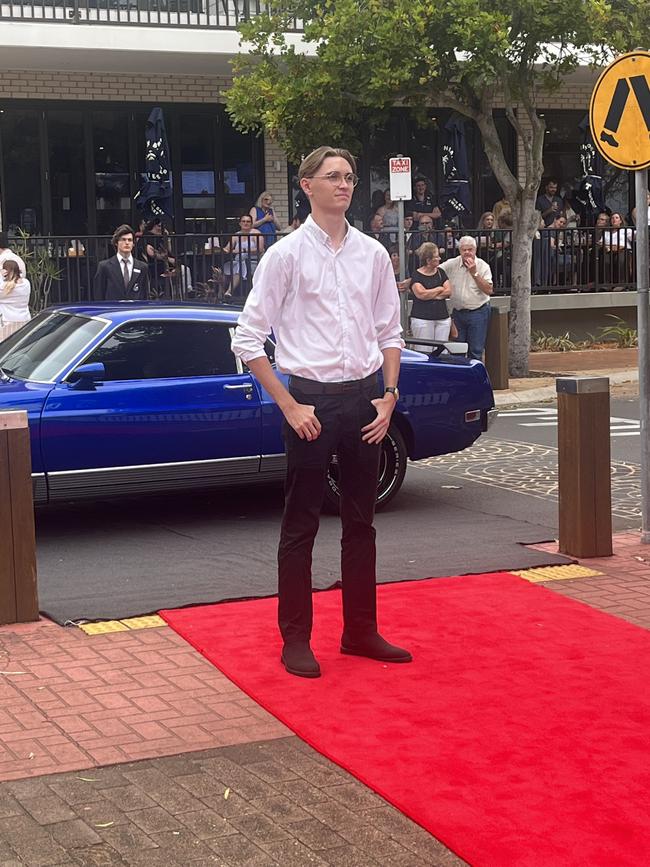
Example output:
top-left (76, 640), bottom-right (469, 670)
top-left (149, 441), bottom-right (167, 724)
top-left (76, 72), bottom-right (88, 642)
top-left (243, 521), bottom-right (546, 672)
top-left (397, 199), bottom-right (407, 333)
top-left (636, 168), bottom-right (650, 543)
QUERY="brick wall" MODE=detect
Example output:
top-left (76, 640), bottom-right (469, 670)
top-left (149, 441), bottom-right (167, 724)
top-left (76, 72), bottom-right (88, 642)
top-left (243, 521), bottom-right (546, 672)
top-left (0, 69), bottom-right (230, 102)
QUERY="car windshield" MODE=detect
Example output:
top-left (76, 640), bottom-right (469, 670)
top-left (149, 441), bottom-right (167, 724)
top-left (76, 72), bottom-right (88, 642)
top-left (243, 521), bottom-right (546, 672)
top-left (0, 311), bottom-right (107, 381)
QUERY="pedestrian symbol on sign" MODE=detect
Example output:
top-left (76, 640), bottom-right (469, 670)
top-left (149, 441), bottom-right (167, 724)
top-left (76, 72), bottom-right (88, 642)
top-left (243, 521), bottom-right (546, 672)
top-left (590, 51), bottom-right (650, 170)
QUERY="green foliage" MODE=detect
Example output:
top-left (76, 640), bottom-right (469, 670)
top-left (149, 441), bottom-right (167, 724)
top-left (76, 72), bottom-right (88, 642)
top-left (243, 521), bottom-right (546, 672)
top-left (531, 331), bottom-right (578, 352)
top-left (597, 314), bottom-right (638, 348)
top-left (225, 0), bottom-right (650, 375)
top-left (226, 0), bottom-right (642, 165)
top-left (13, 231), bottom-right (62, 316)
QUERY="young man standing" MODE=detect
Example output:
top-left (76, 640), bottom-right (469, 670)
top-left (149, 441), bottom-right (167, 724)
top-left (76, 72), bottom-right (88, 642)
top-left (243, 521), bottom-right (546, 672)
top-left (232, 146), bottom-right (412, 678)
top-left (94, 224), bottom-right (150, 301)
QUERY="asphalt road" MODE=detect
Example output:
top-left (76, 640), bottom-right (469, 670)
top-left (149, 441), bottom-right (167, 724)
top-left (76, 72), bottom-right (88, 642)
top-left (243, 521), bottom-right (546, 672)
top-left (493, 397), bottom-right (641, 463)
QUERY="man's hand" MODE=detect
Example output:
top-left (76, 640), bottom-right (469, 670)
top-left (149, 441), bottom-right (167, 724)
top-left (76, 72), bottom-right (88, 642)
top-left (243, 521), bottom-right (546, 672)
top-left (462, 252), bottom-right (477, 274)
top-left (284, 399), bottom-right (322, 441)
top-left (361, 395), bottom-right (396, 444)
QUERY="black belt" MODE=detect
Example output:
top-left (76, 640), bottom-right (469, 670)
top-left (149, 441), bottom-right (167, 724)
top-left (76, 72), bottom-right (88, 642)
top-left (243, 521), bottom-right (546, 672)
top-left (289, 372), bottom-right (378, 395)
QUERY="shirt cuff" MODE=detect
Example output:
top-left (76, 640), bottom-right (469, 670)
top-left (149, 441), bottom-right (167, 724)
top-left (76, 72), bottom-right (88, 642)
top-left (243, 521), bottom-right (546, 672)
top-left (378, 338), bottom-right (406, 351)
top-left (234, 348), bottom-right (267, 365)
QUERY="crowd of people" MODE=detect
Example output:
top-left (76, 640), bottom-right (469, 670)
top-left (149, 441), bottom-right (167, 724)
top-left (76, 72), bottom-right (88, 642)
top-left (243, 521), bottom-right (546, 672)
top-left (364, 175), bottom-right (645, 298)
top-left (3, 172), bottom-right (646, 359)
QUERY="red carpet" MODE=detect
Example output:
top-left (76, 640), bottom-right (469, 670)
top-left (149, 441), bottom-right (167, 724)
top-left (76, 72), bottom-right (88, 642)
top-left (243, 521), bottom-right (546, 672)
top-left (161, 573), bottom-right (650, 866)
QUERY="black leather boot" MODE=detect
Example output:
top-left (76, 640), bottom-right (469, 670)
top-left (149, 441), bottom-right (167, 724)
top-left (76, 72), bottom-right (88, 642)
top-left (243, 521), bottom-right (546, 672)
top-left (340, 631), bottom-right (412, 663)
top-left (281, 642), bottom-right (321, 678)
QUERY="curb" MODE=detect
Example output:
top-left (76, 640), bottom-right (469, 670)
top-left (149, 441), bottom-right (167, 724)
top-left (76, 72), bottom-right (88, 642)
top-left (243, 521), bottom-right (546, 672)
top-left (494, 368), bottom-right (639, 407)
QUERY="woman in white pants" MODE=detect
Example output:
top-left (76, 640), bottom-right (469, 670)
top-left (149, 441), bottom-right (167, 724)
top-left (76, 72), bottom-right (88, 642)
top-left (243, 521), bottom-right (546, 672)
top-left (409, 242), bottom-right (452, 342)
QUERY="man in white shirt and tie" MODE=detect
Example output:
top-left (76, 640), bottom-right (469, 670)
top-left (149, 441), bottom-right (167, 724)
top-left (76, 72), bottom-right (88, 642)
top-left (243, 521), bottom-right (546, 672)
top-left (94, 224), bottom-right (150, 302)
top-left (232, 145), bottom-right (412, 678)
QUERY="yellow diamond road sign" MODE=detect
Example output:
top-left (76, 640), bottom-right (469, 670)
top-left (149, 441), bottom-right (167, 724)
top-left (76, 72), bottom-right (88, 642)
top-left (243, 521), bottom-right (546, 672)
top-left (590, 50), bottom-right (650, 170)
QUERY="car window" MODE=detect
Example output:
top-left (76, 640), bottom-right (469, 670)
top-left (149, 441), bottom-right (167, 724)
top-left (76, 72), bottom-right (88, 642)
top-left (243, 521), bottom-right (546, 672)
top-left (84, 320), bottom-right (238, 381)
top-left (0, 311), bottom-right (106, 382)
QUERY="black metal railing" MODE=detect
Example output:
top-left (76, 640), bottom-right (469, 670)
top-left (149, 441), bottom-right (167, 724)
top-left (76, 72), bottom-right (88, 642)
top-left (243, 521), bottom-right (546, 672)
top-left (11, 228), bottom-right (639, 314)
top-left (0, 0), bottom-right (302, 30)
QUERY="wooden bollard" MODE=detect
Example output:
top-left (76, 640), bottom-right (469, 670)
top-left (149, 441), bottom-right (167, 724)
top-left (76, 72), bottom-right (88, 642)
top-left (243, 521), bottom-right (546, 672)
top-left (0, 411), bottom-right (39, 624)
top-left (557, 377), bottom-right (613, 558)
top-left (484, 307), bottom-right (509, 390)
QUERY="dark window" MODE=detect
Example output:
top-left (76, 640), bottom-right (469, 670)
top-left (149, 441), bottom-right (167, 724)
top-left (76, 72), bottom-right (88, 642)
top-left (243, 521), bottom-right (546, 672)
top-left (93, 110), bottom-right (132, 236)
top-left (541, 110), bottom-right (629, 218)
top-left (180, 113), bottom-right (217, 234)
top-left (87, 320), bottom-right (237, 380)
top-left (48, 110), bottom-right (88, 236)
top-left (0, 110), bottom-right (42, 234)
top-left (222, 113), bottom-right (255, 233)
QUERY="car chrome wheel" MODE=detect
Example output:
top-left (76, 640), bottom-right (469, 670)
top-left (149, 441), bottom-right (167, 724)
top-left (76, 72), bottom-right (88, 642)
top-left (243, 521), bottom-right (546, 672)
top-left (323, 424), bottom-right (407, 514)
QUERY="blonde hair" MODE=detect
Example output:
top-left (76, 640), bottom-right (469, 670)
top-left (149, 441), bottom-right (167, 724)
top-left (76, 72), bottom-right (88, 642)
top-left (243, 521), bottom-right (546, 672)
top-left (416, 242), bottom-right (440, 267)
top-left (1, 260), bottom-right (21, 296)
top-left (298, 146), bottom-right (357, 181)
top-left (255, 191), bottom-right (273, 208)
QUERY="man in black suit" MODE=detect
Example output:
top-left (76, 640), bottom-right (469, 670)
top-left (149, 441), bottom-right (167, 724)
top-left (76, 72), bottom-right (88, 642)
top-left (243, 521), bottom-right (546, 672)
top-left (94, 224), bottom-right (150, 301)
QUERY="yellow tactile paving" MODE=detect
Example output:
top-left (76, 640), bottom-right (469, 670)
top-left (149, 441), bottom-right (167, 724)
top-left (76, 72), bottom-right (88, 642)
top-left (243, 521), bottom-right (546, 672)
top-left (511, 565), bottom-right (604, 583)
top-left (78, 614), bottom-right (167, 635)
top-left (119, 615), bottom-right (166, 630)
top-left (78, 620), bottom-right (130, 635)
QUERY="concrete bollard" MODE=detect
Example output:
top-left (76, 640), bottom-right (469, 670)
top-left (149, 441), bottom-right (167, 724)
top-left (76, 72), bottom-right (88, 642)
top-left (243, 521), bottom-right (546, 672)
top-left (484, 306), bottom-right (509, 390)
top-left (0, 411), bottom-right (39, 624)
top-left (556, 377), bottom-right (613, 558)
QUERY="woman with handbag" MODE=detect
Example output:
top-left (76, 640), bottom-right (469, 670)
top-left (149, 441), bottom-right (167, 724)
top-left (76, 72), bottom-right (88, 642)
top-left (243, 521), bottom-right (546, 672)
top-left (0, 260), bottom-right (31, 340)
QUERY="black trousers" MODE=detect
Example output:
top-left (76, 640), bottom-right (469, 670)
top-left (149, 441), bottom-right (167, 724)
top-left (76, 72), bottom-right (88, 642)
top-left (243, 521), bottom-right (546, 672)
top-left (278, 376), bottom-right (381, 643)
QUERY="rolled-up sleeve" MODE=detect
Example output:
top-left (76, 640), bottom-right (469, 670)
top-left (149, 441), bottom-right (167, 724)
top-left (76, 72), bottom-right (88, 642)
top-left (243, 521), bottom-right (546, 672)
top-left (231, 248), bottom-right (289, 364)
top-left (373, 252), bottom-right (404, 351)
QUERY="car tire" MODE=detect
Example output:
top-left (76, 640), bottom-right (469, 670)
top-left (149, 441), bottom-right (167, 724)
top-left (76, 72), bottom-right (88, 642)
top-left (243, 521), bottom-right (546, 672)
top-left (323, 423), bottom-right (408, 514)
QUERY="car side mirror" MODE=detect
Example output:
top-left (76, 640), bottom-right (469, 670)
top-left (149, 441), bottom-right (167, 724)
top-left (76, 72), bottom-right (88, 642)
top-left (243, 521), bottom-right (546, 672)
top-left (67, 362), bottom-right (106, 390)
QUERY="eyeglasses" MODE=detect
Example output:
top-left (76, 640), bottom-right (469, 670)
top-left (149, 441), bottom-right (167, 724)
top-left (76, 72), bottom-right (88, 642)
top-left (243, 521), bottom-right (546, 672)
top-left (307, 172), bottom-right (359, 187)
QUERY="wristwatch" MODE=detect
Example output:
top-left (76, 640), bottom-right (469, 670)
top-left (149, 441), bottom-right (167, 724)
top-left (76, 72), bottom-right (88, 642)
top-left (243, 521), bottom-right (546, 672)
top-left (384, 386), bottom-right (400, 400)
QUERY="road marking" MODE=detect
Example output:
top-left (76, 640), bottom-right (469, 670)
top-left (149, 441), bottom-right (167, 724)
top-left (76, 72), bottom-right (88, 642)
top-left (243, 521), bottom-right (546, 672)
top-left (499, 407), bottom-right (639, 436)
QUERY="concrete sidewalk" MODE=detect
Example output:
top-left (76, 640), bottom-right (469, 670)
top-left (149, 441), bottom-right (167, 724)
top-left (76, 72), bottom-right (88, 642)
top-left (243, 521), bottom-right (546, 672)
top-left (494, 347), bottom-right (638, 406)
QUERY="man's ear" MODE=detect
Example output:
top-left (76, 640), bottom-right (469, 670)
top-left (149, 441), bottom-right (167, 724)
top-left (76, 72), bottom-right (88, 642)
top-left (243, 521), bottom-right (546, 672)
top-left (299, 177), bottom-right (312, 199)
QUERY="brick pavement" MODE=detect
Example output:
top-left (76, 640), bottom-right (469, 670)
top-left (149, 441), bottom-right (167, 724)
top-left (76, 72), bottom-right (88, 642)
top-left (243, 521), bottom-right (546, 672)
top-left (531, 530), bottom-right (650, 630)
top-left (0, 528), bottom-right (649, 864)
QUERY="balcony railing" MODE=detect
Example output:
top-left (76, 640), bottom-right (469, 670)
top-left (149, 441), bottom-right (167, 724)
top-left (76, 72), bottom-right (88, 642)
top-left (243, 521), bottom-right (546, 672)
top-left (11, 228), bottom-right (639, 315)
top-left (0, 0), bottom-right (302, 30)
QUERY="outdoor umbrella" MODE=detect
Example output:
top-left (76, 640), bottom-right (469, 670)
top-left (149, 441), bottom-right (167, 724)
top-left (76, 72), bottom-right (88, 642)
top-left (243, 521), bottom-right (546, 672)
top-left (576, 114), bottom-right (605, 224)
top-left (134, 107), bottom-right (174, 222)
top-left (440, 113), bottom-right (471, 222)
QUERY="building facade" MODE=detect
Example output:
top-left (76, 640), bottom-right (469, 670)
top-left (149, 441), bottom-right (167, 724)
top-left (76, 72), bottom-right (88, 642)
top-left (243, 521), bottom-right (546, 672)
top-left (0, 9), bottom-right (632, 238)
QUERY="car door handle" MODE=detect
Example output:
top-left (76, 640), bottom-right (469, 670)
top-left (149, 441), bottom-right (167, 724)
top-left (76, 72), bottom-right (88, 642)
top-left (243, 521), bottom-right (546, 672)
top-left (224, 384), bottom-right (253, 390)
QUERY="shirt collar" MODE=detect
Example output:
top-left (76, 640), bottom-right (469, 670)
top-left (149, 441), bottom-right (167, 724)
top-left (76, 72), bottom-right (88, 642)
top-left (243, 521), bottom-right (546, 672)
top-left (304, 214), bottom-right (351, 249)
top-left (119, 254), bottom-right (133, 265)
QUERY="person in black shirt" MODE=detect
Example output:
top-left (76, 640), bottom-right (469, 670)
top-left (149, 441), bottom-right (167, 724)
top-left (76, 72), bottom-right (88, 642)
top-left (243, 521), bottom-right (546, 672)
top-left (409, 242), bottom-right (452, 341)
top-left (536, 179), bottom-right (564, 227)
top-left (409, 177), bottom-right (442, 228)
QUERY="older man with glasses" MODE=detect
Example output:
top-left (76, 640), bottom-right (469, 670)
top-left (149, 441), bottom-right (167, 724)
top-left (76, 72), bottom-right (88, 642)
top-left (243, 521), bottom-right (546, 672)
top-left (232, 145), bottom-right (411, 679)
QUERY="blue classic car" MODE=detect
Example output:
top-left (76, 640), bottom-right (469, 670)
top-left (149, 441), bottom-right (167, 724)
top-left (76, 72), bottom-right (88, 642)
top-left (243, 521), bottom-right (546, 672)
top-left (0, 303), bottom-right (495, 510)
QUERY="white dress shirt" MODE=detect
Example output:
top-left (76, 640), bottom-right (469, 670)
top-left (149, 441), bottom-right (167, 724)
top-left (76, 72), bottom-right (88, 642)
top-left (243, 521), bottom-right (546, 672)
top-left (118, 254), bottom-right (134, 282)
top-left (444, 255), bottom-right (493, 310)
top-left (231, 215), bottom-right (403, 382)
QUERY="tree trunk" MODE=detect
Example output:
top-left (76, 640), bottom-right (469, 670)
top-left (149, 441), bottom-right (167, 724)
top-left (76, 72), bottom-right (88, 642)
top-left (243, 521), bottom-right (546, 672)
top-left (508, 192), bottom-right (539, 377)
